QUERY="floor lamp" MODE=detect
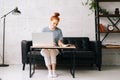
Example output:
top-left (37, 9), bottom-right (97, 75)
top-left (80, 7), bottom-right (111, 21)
top-left (0, 7), bottom-right (21, 67)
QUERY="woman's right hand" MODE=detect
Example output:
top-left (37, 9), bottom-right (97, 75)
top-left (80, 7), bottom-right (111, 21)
top-left (53, 42), bottom-right (56, 47)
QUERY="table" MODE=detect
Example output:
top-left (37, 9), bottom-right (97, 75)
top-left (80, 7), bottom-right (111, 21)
top-left (29, 44), bottom-right (76, 78)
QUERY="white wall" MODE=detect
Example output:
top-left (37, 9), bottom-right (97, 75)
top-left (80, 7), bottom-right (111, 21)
top-left (0, 0), bottom-right (120, 65)
top-left (0, 0), bottom-right (95, 64)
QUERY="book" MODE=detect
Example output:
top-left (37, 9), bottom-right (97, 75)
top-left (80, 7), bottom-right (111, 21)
top-left (99, 24), bottom-right (105, 32)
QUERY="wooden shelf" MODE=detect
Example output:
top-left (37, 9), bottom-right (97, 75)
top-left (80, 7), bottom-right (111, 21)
top-left (99, 14), bottom-right (120, 17)
top-left (99, 0), bottom-right (120, 2)
top-left (103, 44), bottom-right (120, 49)
top-left (100, 30), bottom-right (120, 33)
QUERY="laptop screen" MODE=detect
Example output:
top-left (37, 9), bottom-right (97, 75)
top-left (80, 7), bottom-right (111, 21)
top-left (32, 32), bottom-right (54, 47)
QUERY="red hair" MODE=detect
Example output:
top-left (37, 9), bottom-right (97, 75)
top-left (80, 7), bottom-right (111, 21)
top-left (50, 12), bottom-right (60, 21)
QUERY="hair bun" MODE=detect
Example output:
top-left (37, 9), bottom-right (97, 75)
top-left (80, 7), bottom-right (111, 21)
top-left (53, 12), bottom-right (60, 17)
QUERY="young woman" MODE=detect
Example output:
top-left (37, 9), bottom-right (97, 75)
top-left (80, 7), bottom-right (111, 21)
top-left (41, 12), bottom-right (64, 78)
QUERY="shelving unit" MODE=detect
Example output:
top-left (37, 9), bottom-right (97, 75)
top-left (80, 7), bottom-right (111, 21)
top-left (95, 0), bottom-right (120, 49)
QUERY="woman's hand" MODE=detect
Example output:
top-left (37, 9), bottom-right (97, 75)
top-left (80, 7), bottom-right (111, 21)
top-left (58, 40), bottom-right (64, 47)
top-left (53, 42), bottom-right (56, 47)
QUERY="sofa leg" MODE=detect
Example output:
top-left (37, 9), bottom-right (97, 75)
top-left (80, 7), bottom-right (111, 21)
top-left (98, 67), bottom-right (101, 71)
top-left (22, 64), bottom-right (25, 70)
top-left (96, 64), bottom-right (101, 71)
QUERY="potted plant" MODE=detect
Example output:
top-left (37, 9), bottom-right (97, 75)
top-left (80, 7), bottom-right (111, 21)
top-left (82, 0), bottom-right (97, 14)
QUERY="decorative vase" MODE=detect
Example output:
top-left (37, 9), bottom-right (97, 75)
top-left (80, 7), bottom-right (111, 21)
top-left (115, 8), bottom-right (119, 15)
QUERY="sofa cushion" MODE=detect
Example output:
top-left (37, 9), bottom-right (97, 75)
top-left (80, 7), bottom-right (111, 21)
top-left (75, 51), bottom-right (95, 58)
top-left (80, 38), bottom-right (90, 51)
top-left (27, 51), bottom-right (45, 64)
top-left (67, 37), bottom-right (90, 51)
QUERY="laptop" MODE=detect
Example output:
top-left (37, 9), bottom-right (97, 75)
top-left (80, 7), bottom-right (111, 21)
top-left (32, 32), bottom-right (54, 47)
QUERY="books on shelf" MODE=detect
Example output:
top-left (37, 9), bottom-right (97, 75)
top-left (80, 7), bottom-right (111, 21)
top-left (99, 24), bottom-right (105, 32)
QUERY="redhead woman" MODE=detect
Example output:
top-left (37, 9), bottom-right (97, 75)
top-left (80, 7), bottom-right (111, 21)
top-left (41, 12), bottom-right (64, 78)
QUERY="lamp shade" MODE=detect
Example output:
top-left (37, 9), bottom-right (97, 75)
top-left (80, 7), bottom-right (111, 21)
top-left (12, 7), bottom-right (21, 15)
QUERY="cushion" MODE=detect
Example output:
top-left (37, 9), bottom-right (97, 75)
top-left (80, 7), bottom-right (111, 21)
top-left (74, 38), bottom-right (90, 51)
top-left (81, 38), bottom-right (90, 51)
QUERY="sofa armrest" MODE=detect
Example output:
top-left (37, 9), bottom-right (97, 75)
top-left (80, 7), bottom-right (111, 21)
top-left (21, 40), bottom-right (32, 64)
top-left (96, 41), bottom-right (102, 65)
top-left (90, 41), bottom-right (101, 52)
top-left (90, 41), bottom-right (102, 64)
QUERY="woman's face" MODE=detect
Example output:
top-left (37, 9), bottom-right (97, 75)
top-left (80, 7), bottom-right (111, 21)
top-left (49, 19), bottom-right (59, 30)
